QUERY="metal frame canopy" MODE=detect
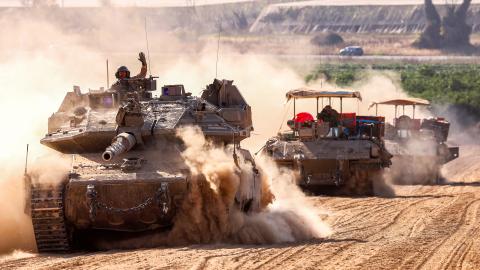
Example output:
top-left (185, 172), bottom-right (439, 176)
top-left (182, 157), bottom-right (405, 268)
top-left (369, 98), bottom-right (430, 119)
top-left (286, 88), bottom-right (362, 117)
top-left (370, 98), bottom-right (430, 107)
top-left (286, 88), bottom-right (362, 101)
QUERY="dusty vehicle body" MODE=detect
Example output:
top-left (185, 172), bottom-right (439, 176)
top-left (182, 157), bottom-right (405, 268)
top-left (263, 88), bottom-right (392, 195)
top-left (26, 77), bottom-right (261, 252)
top-left (370, 98), bottom-right (459, 184)
top-left (339, 46), bottom-right (364, 56)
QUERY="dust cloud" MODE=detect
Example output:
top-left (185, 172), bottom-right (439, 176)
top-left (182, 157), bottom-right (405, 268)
top-left (0, 250), bottom-right (35, 264)
top-left (0, 151), bottom-right (71, 255)
top-left (0, 10), bottom-right (113, 255)
top-left (352, 71), bottom-right (431, 120)
top-left (171, 126), bottom-right (331, 245)
top-left (437, 106), bottom-right (480, 183)
top-left (95, 126), bottom-right (330, 249)
top-left (0, 163), bottom-right (35, 254)
top-left (386, 138), bottom-right (442, 185)
top-left (0, 7), bottom-right (329, 254)
top-left (353, 73), bottom-right (436, 188)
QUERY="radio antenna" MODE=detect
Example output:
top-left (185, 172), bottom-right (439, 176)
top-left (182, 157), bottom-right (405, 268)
top-left (106, 59), bottom-right (109, 87)
top-left (215, 22), bottom-right (221, 79)
top-left (144, 16), bottom-right (152, 77)
top-left (24, 144), bottom-right (29, 176)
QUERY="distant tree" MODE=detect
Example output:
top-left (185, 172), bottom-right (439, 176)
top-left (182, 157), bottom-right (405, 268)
top-left (311, 32), bottom-right (344, 46)
top-left (442, 0), bottom-right (472, 47)
top-left (414, 0), bottom-right (442, 48)
top-left (414, 0), bottom-right (472, 49)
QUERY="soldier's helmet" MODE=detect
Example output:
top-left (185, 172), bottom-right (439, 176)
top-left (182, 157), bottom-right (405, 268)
top-left (115, 66), bottom-right (131, 79)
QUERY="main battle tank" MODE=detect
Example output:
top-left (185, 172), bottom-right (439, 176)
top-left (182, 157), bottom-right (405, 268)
top-left (370, 99), bottom-right (459, 184)
top-left (25, 76), bottom-right (261, 252)
top-left (263, 88), bottom-right (392, 195)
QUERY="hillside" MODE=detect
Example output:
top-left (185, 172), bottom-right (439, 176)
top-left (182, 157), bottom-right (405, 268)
top-left (250, 1), bottom-right (480, 34)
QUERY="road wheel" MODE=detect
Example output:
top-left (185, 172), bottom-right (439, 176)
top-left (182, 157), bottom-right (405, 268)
top-left (341, 166), bottom-right (374, 196)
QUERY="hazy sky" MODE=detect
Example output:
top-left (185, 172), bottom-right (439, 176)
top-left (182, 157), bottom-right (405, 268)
top-left (4, 0), bottom-right (480, 7)
top-left (0, 0), bottom-right (255, 7)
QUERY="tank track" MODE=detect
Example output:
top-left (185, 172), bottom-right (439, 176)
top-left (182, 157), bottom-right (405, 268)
top-left (30, 184), bottom-right (71, 252)
top-left (342, 163), bottom-right (381, 196)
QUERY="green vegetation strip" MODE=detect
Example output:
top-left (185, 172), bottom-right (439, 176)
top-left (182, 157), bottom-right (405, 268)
top-left (306, 64), bottom-right (480, 110)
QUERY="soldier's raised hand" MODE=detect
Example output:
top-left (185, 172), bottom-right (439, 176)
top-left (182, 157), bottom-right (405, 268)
top-left (138, 52), bottom-right (147, 66)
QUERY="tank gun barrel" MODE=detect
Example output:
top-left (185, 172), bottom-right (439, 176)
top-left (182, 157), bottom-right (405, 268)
top-left (102, 133), bottom-right (136, 161)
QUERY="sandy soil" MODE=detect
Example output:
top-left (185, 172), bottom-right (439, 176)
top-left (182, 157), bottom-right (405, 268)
top-left (1, 146), bottom-right (479, 270)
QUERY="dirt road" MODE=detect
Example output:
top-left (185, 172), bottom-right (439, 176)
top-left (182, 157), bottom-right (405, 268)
top-left (1, 147), bottom-right (480, 270)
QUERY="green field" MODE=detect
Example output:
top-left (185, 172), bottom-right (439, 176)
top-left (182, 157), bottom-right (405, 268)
top-left (306, 63), bottom-right (480, 116)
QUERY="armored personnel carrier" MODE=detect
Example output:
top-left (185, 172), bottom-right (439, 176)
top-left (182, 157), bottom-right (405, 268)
top-left (263, 88), bottom-right (392, 195)
top-left (370, 99), bottom-right (459, 184)
top-left (25, 76), bottom-right (262, 252)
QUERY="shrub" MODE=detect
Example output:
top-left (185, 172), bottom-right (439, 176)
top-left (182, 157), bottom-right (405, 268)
top-left (311, 32), bottom-right (344, 46)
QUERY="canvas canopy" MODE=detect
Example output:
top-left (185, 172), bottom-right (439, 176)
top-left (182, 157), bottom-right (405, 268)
top-left (369, 98), bottom-right (430, 108)
top-left (286, 88), bottom-right (362, 101)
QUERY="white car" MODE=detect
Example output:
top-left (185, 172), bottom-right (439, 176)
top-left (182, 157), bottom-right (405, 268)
top-left (339, 46), bottom-right (364, 56)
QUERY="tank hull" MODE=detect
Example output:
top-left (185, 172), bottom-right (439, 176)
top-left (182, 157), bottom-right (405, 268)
top-left (264, 138), bottom-right (391, 195)
top-left (64, 174), bottom-right (187, 232)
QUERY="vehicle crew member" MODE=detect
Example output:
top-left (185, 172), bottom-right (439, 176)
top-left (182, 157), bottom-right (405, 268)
top-left (318, 105), bottom-right (340, 128)
top-left (111, 52), bottom-right (148, 92)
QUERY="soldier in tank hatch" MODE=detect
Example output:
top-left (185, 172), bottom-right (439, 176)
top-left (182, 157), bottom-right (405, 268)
top-left (111, 52), bottom-right (148, 92)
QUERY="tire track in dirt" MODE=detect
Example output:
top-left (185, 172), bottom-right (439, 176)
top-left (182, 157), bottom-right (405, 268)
top-left (404, 195), bottom-right (479, 270)
top-left (217, 245), bottom-right (311, 270)
top-left (418, 198), bottom-right (480, 270)
top-left (48, 252), bottom-right (139, 270)
top-left (255, 197), bottom-right (442, 268)
top-left (350, 192), bottom-right (478, 270)
top-left (257, 196), bottom-right (431, 270)
top-left (250, 245), bottom-right (309, 270)
top-left (188, 249), bottom-right (254, 270)
top-left (332, 200), bottom-right (401, 229)
top-left (245, 196), bottom-right (437, 270)
top-left (311, 196), bottom-right (444, 269)
top-left (345, 192), bottom-right (460, 269)
top-left (319, 197), bottom-right (380, 211)
top-left (3, 183), bottom-right (480, 270)
top-left (231, 247), bottom-right (284, 269)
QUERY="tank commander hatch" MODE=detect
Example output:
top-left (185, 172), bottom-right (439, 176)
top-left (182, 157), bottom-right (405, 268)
top-left (111, 52), bottom-right (147, 92)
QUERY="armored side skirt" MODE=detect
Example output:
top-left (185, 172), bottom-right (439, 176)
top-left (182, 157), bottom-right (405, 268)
top-left (64, 174), bottom-right (188, 232)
